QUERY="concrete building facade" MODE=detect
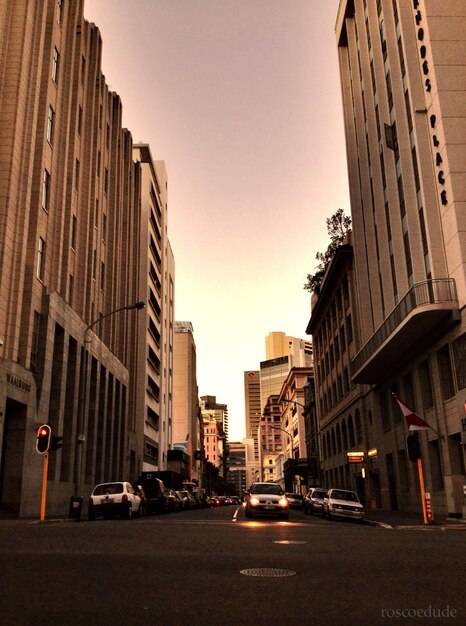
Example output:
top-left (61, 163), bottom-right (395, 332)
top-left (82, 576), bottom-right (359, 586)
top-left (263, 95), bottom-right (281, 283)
top-left (306, 0), bottom-right (466, 517)
top-left (132, 146), bottom-right (174, 474)
top-left (0, 1), bottom-right (173, 517)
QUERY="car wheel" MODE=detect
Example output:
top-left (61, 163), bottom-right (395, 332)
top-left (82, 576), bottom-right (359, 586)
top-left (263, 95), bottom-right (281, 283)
top-left (245, 509), bottom-right (252, 518)
top-left (88, 513), bottom-right (95, 521)
top-left (309, 507), bottom-right (313, 516)
top-left (125, 505), bottom-right (132, 520)
top-left (281, 514), bottom-right (289, 520)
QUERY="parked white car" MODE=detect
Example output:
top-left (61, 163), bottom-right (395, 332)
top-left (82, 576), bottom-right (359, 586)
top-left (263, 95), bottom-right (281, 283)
top-left (88, 481), bottom-right (142, 520)
top-left (322, 488), bottom-right (365, 522)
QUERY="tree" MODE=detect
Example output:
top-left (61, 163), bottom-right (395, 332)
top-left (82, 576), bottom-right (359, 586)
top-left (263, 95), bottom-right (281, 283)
top-left (304, 208), bottom-right (351, 294)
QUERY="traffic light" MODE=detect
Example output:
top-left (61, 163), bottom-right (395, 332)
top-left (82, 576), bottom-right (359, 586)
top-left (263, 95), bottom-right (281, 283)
top-left (36, 424), bottom-right (51, 454)
top-left (406, 433), bottom-right (421, 462)
top-left (50, 435), bottom-right (64, 451)
top-left (194, 450), bottom-right (202, 461)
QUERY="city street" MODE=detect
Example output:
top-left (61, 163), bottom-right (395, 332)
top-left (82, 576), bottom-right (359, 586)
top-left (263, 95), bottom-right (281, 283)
top-left (1, 505), bottom-right (465, 626)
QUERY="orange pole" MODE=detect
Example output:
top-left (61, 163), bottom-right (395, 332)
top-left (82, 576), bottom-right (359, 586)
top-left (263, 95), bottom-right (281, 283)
top-left (40, 451), bottom-right (49, 522)
top-left (417, 457), bottom-right (428, 525)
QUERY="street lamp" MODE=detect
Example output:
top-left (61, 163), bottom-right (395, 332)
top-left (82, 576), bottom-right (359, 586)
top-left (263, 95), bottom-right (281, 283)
top-left (74, 300), bottom-right (145, 496)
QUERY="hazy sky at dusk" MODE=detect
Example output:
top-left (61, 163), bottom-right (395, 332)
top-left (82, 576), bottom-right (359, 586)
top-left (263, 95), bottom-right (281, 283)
top-left (84, 0), bottom-right (350, 441)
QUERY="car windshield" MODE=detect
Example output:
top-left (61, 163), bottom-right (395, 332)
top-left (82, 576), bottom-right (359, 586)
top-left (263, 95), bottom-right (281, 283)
top-left (332, 490), bottom-right (359, 502)
top-left (313, 491), bottom-right (326, 499)
top-left (286, 493), bottom-right (301, 499)
top-left (250, 483), bottom-right (282, 495)
top-left (93, 483), bottom-right (123, 495)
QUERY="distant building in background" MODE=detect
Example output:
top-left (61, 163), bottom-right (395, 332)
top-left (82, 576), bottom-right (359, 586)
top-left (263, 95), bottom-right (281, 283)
top-left (243, 370), bottom-right (261, 476)
top-left (133, 146), bottom-right (174, 474)
top-left (306, 0), bottom-right (466, 517)
top-left (200, 395), bottom-right (229, 442)
top-left (242, 436), bottom-right (258, 488)
top-left (260, 332), bottom-right (312, 410)
top-left (173, 322), bottom-right (201, 483)
top-left (226, 441), bottom-right (247, 497)
top-left (203, 415), bottom-right (223, 471)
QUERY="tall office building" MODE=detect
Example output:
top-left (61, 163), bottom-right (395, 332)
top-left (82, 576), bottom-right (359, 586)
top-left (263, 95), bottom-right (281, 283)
top-left (173, 322), bottom-right (201, 482)
top-left (200, 395), bottom-right (229, 442)
top-left (260, 332), bottom-right (313, 412)
top-left (132, 146), bottom-right (174, 473)
top-left (244, 370), bottom-right (261, 466)
top-left (0, 1), bottom-right (173, 517)
top-left (315, 0), bottom-right (466, 515)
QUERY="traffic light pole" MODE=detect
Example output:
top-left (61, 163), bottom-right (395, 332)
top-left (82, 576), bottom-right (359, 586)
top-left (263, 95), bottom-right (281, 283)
top-left (417, 457), bottom-right (428, 525)
top-left (40, 451), bottom-right (49, 522)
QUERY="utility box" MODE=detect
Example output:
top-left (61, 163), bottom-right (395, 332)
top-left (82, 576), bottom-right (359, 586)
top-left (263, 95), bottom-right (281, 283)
top-left (69, 496), bottom-right (83, 521)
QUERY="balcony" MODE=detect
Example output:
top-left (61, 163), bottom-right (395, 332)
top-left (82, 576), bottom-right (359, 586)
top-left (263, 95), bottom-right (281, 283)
top-left (351, 279), bottom-right (459, 384)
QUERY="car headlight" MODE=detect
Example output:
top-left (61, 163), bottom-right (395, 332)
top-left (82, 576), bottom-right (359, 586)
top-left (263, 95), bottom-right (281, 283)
top-left (279, 497), bottom-right (288, 507)
top-left (250, 497), bottom-right (259, 506)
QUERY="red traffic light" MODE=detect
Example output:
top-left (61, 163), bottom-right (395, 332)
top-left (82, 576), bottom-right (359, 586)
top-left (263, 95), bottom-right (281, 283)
top-left (36, 424), bottom-right (51, 453)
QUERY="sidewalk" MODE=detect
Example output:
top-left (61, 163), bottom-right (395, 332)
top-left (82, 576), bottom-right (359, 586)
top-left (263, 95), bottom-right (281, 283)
top-left (363, 508), bottom-right (466, 529)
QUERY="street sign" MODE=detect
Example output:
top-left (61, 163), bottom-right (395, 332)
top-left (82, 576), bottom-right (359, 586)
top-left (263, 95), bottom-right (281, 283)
top-left (347, 452), bottom-right (365, 463)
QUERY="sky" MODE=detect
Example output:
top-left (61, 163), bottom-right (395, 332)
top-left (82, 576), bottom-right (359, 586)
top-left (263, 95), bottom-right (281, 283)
top-left (84, 0), bottom-right (350, 441)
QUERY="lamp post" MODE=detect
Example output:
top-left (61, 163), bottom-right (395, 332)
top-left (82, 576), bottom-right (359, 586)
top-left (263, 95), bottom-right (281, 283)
top-left (74, 300), bottom-right (145, 497)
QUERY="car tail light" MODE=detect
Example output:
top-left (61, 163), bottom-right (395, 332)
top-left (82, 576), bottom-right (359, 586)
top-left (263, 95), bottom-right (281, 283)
top-left (122, 494), bottom-right (128, 502)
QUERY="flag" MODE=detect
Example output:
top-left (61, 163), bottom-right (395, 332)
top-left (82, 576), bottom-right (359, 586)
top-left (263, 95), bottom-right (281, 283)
top-left (393, 394), bottom-right (432, 431)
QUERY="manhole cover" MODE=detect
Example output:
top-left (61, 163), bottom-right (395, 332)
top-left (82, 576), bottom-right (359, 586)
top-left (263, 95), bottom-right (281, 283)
top-left (274, 540), bottom-right (307, 545)
top-left (240, 568), bottom-right (296, 578)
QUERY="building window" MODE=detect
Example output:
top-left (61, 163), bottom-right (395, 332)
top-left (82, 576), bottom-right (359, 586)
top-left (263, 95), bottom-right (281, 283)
top-left (81, 55), bottom-right (86, 83)
top-left (52, 48), bottom-right (60, 83)
top-left (47, 105), bottom-right (55, 144)
top-left (102, 213), bottom-right (107, 240)
top-left (418, 360), bottom-right (434, 410)
top-left (30, 311), bottom-right (41, 370)
top-left (77, 105), bottom-right (83, 136)
top-left (437, 345), bottom-right (455, 400)
top-left (37, 237), bottom-right (46, 280)
top-left (452, 333), bottom-right (466, 391)
top-left (74, 158), bottom-right (80, 190)
top-left (42, 169), bottom-right (50, 211)
top-left (71, 215), bottom-right (77, 249)
top-left (104, 167), bottom-right (108, 194)
top-left (57, 0), bottom-right (64, 25)
top-left (68, 274), bottom-right (74, 305)
top-left (100, 261), bottom-right (105, 290)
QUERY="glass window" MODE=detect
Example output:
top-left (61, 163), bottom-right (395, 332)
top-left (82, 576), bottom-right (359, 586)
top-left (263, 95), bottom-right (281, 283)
top-left (37, 237), bottom-right (46, 280)
top-left (437, 345), bottom-right (455, 400)
top-left (42, 169), bottom-right (50, 211)
top-left (47, 106), bottom-right (55, 144)
top-left (52, 48), bottom-right (60, 83)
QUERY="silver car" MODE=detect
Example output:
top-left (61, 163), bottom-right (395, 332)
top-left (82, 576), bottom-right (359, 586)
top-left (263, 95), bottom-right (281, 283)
top-left (303, 488), bottom-right (327, 515)
top-left (245, 482), bottom-right (289, 520)
top-left (322, 488), bottom-right (365, 522)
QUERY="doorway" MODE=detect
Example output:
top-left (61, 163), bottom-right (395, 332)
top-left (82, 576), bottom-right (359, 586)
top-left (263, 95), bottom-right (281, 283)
top-left (0, 399), bottom-right (27, 514)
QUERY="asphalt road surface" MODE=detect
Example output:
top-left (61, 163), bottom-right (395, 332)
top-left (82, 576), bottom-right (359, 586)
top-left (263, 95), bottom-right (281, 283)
top-left (1, 504), bottom-right (465, 626)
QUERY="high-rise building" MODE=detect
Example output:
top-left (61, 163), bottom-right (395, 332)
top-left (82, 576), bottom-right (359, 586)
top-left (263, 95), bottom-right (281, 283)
top-left (200, 395), bottom-right (229, 442)
top-left (307, 0), bottom-right (466, 516)
top-left (226, 441), bottom-right (247, 497)
top-left (0, 2), bottom-right (173, 517)
top-left (260, 332), bottom-right (312, 411)
top-left (132, 146), bottom-right (174, 473)
top-left (173, 322), bottom-right (201, 483)
top-left (244, 370), bottom-right (261, 469)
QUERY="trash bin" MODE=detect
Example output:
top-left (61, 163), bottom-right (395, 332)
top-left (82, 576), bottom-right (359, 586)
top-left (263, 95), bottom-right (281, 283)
top-left (69, 496), bottom-right (83, 521)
